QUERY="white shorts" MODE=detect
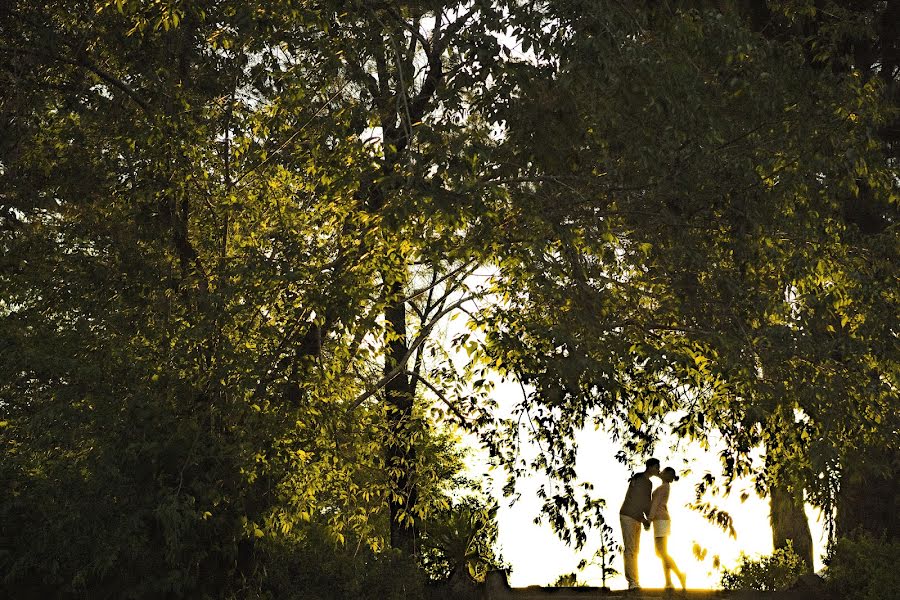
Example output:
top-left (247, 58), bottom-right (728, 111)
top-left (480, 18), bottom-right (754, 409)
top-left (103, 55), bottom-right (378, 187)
top-left (653, 519), bottom-right (671, 538)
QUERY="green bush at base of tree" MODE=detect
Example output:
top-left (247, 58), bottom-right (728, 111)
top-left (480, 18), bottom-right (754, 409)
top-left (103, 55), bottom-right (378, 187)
top-left (720, 542), bottom-right (807, 591)
top-left (824, 533), bottom-right (900, 600)
top-left (248, 534), bottom-right (427, 600)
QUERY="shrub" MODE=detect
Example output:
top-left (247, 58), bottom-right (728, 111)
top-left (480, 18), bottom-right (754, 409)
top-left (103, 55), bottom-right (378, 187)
top-left (552, 573), bottom-right (586, 587)
top-left (720, 541), bottom-right (807, 591)
top-left (824, 532), bottom-right (900, 600)
top-left (419, 497), bottom-right (505, 584)
top-left (245, 530), bottom-right (427, 600)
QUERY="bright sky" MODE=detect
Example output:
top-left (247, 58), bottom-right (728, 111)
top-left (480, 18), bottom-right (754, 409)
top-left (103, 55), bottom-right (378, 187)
top-left (464, 380), bottom-right (827, 590)
top-left (426, 270), bottom-right (826, 591)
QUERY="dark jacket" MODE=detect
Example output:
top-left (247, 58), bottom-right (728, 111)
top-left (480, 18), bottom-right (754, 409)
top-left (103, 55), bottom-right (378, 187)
top-left (619, 472), bottom-right (652, 521)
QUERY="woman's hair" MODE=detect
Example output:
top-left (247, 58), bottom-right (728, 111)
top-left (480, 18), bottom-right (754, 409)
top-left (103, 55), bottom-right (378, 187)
top-left (662, 467), bottom-right (679, 481)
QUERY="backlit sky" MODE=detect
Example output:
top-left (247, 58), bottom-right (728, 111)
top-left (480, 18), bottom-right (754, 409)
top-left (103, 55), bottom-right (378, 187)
top-left (464, 380), bottom-right (827, 590)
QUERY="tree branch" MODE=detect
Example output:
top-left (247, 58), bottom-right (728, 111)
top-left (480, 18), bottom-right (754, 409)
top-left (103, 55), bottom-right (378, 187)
top-left (402, 259), bottom-right (477, 302)
top-left (387, 8), bottom-right (433, 58)
top-left (0, 45), bottom-right (152, 114)
top-left (346, 293), bottom-right (480, 412)
top-left (405, 370), bottom-right (470, 424)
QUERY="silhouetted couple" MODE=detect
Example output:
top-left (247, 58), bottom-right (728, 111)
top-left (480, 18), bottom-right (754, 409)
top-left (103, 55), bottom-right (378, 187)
top-left (618, 458), bottom-right (686, 592)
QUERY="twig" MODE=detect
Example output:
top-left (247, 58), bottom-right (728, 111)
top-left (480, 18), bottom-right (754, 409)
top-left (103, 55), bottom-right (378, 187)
top-left (233, 80), bottom-right (352, 188)
top-left (405, 370), bottom-right (469, 424)
top-left (0, 45), bottom-right (152, 114)
top-left (346, 293), bottom-right (480, 411)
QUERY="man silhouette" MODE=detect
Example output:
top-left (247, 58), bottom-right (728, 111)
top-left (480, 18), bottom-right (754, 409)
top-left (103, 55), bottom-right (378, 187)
top-left (619, 458), bottom-right (661, 591)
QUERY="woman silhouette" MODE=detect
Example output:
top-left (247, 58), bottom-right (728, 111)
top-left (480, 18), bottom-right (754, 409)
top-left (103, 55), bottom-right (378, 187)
top-left (649, 467), bottom-right (687, 590)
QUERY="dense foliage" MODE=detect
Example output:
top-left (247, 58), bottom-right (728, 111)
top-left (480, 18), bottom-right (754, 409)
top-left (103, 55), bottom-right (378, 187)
top-left (1, 1), bottom-right (510, 596)
top-left (1, 1), bottom-right (896, 597)
top-left (466, 0), bottom-right (898, 550)
top-left (824, 532), bottom-right (900, 600)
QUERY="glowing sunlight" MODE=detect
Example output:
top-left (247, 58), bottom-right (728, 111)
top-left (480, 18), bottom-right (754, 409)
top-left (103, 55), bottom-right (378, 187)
top-left (471, 381), bottom-right (827, 590)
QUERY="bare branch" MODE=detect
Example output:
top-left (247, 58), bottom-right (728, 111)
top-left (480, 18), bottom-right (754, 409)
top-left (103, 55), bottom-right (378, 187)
top-left (0, 45), bottom-right (152, 114)
top-left (406, 370), bottom-right (470, 424)
top-left (403, 258), bottom-right (478, 302)
top-left (346, 293), bottom-right (481, 412)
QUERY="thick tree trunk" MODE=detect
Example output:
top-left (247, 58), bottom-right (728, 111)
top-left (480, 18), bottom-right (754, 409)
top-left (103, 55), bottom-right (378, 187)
top-left (769, 482), bottom-right (814, 570)
top-left (763, 404), bottom-right (814, 571)
top-left (764, 416), bottom-right (813, 570)
top-left (384, 280), bottom-right (418, 555)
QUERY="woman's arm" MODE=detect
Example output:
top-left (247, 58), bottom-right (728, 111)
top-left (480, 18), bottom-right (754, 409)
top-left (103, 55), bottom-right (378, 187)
top-left (648, 487), bottom-right (662, 521)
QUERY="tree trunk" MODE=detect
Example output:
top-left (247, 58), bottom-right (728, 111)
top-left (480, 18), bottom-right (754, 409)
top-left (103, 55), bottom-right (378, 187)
top-left (769, 482), bottom-right (814, 570)
top-left (384, 279), bottom-right (418, 555)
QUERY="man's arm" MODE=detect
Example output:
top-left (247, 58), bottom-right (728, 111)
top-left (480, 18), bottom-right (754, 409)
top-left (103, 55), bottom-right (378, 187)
top-left (638, 477), bottom-right (653, 524)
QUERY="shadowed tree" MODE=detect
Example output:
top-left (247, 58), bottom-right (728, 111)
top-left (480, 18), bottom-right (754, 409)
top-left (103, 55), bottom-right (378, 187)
top-left (463, 0), bottom-right (898, 563)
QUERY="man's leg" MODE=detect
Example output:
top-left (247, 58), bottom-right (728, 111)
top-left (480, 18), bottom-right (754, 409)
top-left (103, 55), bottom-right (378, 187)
top-left (620, 515), bottom-right (641, 589)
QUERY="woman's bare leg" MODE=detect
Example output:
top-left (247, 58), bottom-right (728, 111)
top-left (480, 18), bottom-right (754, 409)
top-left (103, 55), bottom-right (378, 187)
top-left (654, 536), bottom-right (672, 587)
top-left (654, 536), bottom-right (685, 589)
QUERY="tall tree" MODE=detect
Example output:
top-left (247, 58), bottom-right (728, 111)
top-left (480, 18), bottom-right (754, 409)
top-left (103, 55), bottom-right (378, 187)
top-left (741, 0), bottom-right (900, 544)
top-left (277, 0), bottom-right (534, 553)
top-left (466, 0), bottom-right (898, 558)
top-left (1, 0), bottom-right (523, 594)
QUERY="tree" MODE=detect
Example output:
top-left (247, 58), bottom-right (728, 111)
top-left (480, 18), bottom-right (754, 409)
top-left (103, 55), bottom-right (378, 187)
top-left (743, 0), bottom-right (900, 544)
top-left (269, 0), bottom-right (537, 555)
top-left (0, 0), bottom-right (528, 595)
top-left (0, 1), bottom-right (399, 593)
top-left (464, 0), bottom-right (897, 560)
top-left (577, 518), bottom-right (620, 590)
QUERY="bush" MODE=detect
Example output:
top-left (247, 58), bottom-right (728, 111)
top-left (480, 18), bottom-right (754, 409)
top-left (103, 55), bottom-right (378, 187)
top-left (245, 530), bottom-right (427, 600)
top-left (720, 542), bottom-right (807, 591)
top-left (824, 532), bottom-right (900, 600)
top-left (419, 497), bottom-right (505, 584)
top-left (552, 573), bottom-right (586, 587)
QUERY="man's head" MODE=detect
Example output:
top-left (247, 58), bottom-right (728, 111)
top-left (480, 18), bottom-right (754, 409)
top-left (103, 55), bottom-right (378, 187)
top-left (645, 458), bottom-right (661, 476)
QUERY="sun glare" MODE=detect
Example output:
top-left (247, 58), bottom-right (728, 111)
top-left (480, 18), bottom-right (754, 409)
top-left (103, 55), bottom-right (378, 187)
top-left (474, 381), bottom-right (827, 590)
